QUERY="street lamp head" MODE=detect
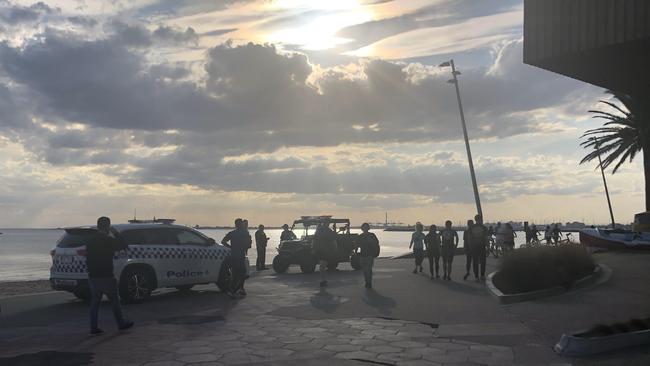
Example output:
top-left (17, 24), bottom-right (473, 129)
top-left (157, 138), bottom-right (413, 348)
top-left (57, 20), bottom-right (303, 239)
top-left (438, 61), bottom-right (451, 67)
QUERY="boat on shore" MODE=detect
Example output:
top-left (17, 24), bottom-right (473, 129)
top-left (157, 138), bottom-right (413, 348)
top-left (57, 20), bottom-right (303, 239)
top-left (579, 228), bottom-right (650, 251)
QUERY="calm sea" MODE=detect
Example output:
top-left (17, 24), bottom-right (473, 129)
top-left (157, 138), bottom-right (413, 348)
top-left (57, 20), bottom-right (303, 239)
top-left (0, 228), bottom-right (533, 282)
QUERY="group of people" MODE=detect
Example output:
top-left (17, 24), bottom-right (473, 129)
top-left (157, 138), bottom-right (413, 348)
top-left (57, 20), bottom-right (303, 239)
top-left (409, 214), bottom-right (490, 282)
top-left (524, 223), bottom-right (563, 245)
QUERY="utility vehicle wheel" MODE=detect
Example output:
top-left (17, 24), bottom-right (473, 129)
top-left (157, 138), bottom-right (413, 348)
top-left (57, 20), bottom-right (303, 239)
top-left (120, 267), bottom-right (154, 304)
top-left (273, 255), bottom-right (290, 273)
top-left (216, 261), bottom-right (232, 292)
top-left (350, 254), bottom-right (361, 270)
top-left (327, 260), bottom-right (339, 271)
top-left (73, 289), bottom-right (91, 303)
top-left (175, 285), bottom-right (194, 292)
top-left (300, 258), bottom-right (317, 273)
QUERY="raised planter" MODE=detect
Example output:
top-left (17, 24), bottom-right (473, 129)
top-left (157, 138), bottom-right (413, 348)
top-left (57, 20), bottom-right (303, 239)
top-left (555, 328), bottom-right (650, 357)
top-left (486, 264), bottom-right (609, 304)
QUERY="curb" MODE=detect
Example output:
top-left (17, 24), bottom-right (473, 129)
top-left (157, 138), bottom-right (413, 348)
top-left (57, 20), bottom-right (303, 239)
top-left (486, 264), bottom-right (610, 305)
top-left (555, 328), bottom-right (650, 357)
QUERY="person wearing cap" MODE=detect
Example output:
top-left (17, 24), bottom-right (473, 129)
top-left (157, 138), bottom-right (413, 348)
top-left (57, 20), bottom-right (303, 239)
top-left (357, 223), bottom-right (380, 288)
top-left (280, 224), bottom-right (297, 241)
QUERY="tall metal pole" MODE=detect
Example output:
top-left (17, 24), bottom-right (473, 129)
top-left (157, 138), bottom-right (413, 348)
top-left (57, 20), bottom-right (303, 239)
top-left (449, 59), bottom-right (483, 219)
top-left (595, 139), bottom-right (616, 229)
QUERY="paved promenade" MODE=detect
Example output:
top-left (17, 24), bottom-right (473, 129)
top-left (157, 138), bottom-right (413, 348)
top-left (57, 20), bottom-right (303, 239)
top-left (1, 252), bottom-right (648, 365)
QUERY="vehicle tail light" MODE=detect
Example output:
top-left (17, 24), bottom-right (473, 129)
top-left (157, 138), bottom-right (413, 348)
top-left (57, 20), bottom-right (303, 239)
top-left (76, 249), bottom-right (87, 257)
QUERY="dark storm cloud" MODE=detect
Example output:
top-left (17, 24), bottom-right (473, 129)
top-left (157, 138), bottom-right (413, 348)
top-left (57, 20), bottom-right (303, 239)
top-left (111, 21), bottom-right (199, 47)
top-left (0, 1), bottom-right (57, 25)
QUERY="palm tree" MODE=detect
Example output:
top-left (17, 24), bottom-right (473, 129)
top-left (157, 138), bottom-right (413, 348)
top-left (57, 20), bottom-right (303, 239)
top-left (580, 91), bottom-right (650, 211)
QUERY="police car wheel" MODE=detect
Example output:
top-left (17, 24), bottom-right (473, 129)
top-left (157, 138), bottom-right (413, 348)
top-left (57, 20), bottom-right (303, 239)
top-left (273, 255), bottom-right (290, 274)
top-left (216, 261), bottom-right (232, 292)
top-left (350, 254), bottom-right (361, 270)
top-left (175, 285), bottom-right (194, 292)
top-left (120, 268), bottom-right (153, 303)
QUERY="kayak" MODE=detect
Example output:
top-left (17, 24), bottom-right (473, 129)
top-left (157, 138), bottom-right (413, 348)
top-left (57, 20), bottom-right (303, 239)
top-left (579, 228), bottom-right (650, 250)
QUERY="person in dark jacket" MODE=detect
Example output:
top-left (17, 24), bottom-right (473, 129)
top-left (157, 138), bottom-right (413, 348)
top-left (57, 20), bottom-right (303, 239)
top-left (87, 216), bottom-right (133, 335)
top-left (313, 221), bottom-right (337, 287)
top-left (463, 219), bottom-right (474, 280)
top-left (255, 225), bottom-right (269, 270)
top-left (222, 218), bottom-right (252, 298)
top-left (470, 214), bottom-right (489, 282)
top-left (424, 225), bottom-right (440, 279)
top-left (357, 223), bottom-right (380, 288)
top-left (440, 220), bottom-right (459, 280)
top-left (280, 224), bottom-right (297, 241)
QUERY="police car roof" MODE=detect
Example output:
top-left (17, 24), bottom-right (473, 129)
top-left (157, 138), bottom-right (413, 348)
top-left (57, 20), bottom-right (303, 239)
top-left (64, 223), bottom-right (189, 233)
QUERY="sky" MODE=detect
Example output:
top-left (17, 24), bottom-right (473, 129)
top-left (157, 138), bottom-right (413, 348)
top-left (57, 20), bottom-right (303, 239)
top-left (0, 0), bottom-right (644, 228)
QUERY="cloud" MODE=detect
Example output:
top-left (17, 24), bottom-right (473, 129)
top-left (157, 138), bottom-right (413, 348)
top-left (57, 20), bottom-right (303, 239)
top-left (0, 1), bottom-right (57, 25)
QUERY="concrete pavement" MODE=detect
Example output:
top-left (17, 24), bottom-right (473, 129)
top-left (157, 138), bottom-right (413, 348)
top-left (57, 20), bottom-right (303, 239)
top-left (0, 252), bottom-right (648, 365)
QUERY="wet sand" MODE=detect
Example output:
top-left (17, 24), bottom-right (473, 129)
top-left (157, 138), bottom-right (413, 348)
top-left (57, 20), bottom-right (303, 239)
top-left (0, 280), bottom-right (52, 297)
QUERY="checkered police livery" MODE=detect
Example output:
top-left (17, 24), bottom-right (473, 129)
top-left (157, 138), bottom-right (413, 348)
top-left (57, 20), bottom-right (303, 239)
top-left (50, 223), bottom-right (244, 302)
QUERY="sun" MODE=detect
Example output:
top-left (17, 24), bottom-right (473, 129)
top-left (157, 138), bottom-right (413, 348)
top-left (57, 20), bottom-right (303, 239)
top-left (264, 0), bottom-right (373, 50)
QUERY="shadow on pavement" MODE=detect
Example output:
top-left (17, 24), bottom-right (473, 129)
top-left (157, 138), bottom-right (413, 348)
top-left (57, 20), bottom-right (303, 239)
top-left (0, 351), bottom-right (94, 366)
top-left (361, 289), bottom-right (396, 316)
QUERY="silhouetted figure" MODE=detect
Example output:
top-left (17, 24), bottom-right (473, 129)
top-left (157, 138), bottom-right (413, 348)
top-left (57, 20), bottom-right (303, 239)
top-left (86, 216), bottom-right (133, 335)
top-left (463, 219), bottom-right (474, 280)
top-left (494, 222), bottom-right (504, 252)
top-left (409, 222), bottom-right (425, 274)
top-left (255, 225), bottom-right (269, 270)
top-left (222, 218), bottom-right (251, 298)
top-left (524, 222), bottom-right (532, 244)
top-left (280, 224), bottom-right (297, 241)
top-left (470, 214), bottom-right (489, 282)
top-left (357, 223), bottom-right (380, 289)
top-left (552, 223), bottom-right (562, 245)
top-left (424, 225), bottom-right (440, 279)
top-left (504, 223), bottom-right (516, 251)
top-left (544, 225), bottom-right (552, 245)
top-left (440, 220), bottom-right (459, 280)
top-left (313, 221), bottom-right (337, 287)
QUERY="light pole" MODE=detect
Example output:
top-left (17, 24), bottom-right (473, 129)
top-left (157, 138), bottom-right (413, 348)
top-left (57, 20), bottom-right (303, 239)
top-left (439, 59), bottom-right (483, 219)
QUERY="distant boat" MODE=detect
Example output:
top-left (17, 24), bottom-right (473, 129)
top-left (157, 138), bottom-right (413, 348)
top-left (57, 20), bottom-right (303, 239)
top-left (579, 228), bottom-right (650, 250)
top-left (384, 225), bottom-right (415, 232)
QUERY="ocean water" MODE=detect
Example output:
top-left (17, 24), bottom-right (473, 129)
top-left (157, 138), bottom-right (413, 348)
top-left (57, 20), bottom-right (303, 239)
top-left (0, 228), bottom-right (535, 282)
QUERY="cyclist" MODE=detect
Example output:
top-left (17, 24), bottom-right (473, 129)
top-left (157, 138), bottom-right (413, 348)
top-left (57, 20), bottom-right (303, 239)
top-left (440, 220), bottom-right (459, 281)
top-left (424, 225), bottom-right (440, 279)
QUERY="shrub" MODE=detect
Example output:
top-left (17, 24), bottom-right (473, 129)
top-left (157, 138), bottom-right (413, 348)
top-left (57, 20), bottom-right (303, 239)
top-left (493, 244), bottom-right (595, 294)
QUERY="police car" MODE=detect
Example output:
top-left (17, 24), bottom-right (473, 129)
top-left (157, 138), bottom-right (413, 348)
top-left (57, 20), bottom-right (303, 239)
top-left (50, 223), bottom-right (246, 303)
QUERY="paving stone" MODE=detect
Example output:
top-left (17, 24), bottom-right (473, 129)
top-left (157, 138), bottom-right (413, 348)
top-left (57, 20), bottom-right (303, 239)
top-left (405, 347), bottom-right (446, 357)
top-left (277, 336), bottom-right (310, 344)
top-left (375, 334), bottom-right (411, 342)
top-left (248, 342), bottom-right (279, 350)
top-left (428, 342), bottom-right (470, 351)
top-left (334, 350), bottom-right (378, 360)
top-left (422, 352), bottom-right (468, 363)
top-left (172, 340), bottom-right (210, 348)
top-left (174, 346), bottom-right (215, 354)
top-left (469, 356), bottom-right (515, 365)
top-left (215, 340), bottom-right (247, 349)
top-left (448, 349), bottom-right (491, 359)
top-left (393, 341), bottom-right (428, 348)
top-left (377, 352), bottom-right (422, 362)
top-left (188, 362), bottom-right (224, 366)
top-left (324, 344), bottom-right (363, 352)
top-left (361, 329), bottom-right (398, 336)
top-left (395, 360), bottom-right (442, 366)
top-left (250, 348), bottom-right (294, 357)
top-left (204, 334), bottom-right (242, 342)
top-left (364, 345), bottom-right (403, 353)
top-left (176, 353), bottom-right (221, 363)
top-left (283, 341), bottom-right (326, 351)
top-left (299, 327), bottom-right (328, 333)
top-left (350, 338), bottom-right (387, 346)
top-left (397, 331), bottom-right (436, 338)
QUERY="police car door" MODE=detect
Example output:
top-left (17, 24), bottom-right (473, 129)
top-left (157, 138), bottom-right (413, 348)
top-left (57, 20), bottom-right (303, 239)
top-left (171, 228), bottom-right (213, 285)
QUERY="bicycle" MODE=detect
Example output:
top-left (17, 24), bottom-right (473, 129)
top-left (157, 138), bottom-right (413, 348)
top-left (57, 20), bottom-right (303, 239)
top-left (556, 232), bottom-right (575, 245)
top-left (486, 237), bottom-right (502, 258)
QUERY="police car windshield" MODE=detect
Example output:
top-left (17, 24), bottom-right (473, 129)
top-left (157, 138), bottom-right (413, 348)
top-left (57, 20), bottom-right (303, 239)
top-left (57, 229), bottom-right (95, 248)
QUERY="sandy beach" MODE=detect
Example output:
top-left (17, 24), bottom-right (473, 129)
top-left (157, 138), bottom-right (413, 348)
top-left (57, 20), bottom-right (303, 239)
top-left (0, 280), bottom-right (52, 297)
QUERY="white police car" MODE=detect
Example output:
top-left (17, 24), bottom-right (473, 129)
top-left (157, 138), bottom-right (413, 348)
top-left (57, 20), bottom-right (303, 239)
top-left (50, 223), bottom-right (245, 303)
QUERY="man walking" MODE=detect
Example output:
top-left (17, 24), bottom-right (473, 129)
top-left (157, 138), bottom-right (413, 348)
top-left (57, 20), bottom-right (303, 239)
top-left (470, 214), bottom-right (489, 282)
top-left (222, 218), bottom-right (251, 298)
top-left (357, 223), bottom-right (380, 289)
top-left (463, 219), bottom-right (474, 280)
top-left (440, 220), bottom-right (459, 280)
top-left (255, 225), bottom-right (269, 270)
top-left (313, 221), bottom-right (337, 287)
top-left (424, 225), bottom-right (440, 279)
top-left (87, 216), bottom-right (133, 335)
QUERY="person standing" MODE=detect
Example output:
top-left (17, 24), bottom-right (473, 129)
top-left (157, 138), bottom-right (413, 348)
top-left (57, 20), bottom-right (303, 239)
top-left (313, 221), bottom-right (337, 287)
top-left (494, 222), bottom-right (504, 253)
top-left (280, 224), bottom-right (297, 241)
top-left (440, 220), bottom-right (459, 280)
top-left (409, 222), bottom-right (426, 274)
top-left (357, 223), bottom-right (380, 289)
top-left (424, 225), bottom-right (440, 279)
top-left (86, 216), bottom-right (133, 335)
top-left (544, 225), bottom-right (552, 245)
top-left (552, 223), bottom-right (562, 245)
top-left (255, 225), bottom-right (269, 270)
top-left (504, 223), bottom-right (516, 251)
top-left (470, 214), bottom-right (489, 282)
top-left (463, 219), bottom-right (474, 280)
top-left (221, 218), bottom-right (251, 298)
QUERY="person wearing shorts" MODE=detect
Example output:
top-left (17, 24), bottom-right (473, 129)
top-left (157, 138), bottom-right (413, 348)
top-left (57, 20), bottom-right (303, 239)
top-left (409, 222), bottom-right (426, 274)
top-left (439, 220), bottom-right (459, 280)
